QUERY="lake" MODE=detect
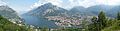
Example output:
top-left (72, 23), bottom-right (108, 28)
top-left (21, 15), bottom-right (58, 28)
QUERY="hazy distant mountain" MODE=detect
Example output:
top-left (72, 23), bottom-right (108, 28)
top-left (68, 6), bottom-right (94, 16)
top-left (69, 5), bottom-right (120, 17)
top-left (0, 5), bottom-right (23, 23)
top-left (67, 6), bottom-right (85, 16)
top-left (87, 5), bottom-right (120, 17)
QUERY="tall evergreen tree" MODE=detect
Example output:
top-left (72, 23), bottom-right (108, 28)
top-left (98, 11), bottom-right (106, 30)
top-left (117, 12), bottom-right (120, 20)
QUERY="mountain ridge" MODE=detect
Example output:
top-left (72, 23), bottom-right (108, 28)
top-left (0, 5), bottom-right (24, 24)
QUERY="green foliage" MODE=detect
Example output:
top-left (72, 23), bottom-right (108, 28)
top-left (102, 12), bottom-right (120, 31)
top-left (102, 20), bottom-right (120, 31)
top-left (53, 28), bottom-right (82, 31)
top-left (0, 15), bottom-right (28, 31)
top-left (87, 11), bottom-right (108, 31)
top-left (98, 11), bottom-right (107, 28)
top-left (88, 11), bottom-right (120, 31)
top-left (106, 19), bottom-right (112, 27)
top-left (87, 16), bottom-right (99, 31)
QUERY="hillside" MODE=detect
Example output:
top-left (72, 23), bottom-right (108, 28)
top-left (0, 15), bottom-right (28, 31)
top-left (0, 5), bottom-right (24, 24)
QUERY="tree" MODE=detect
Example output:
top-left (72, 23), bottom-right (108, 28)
top-left (91, 16), bottom-right (98, 24)
top-left (117, 12), bottom-right (120, 20)
top-left (98, 11), bottom-right (107, 30)
top-left (87, 16), bottom-right (98, 31)
top-left (87, 11), bottom-right (120, 31)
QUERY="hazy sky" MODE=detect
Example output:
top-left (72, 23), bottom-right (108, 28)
top-left (0, 0), bottom-right (38, 14)
top-left (0, 0), bottom-right (120, 14)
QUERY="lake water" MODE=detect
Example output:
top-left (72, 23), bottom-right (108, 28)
top-left (21, 15), bottom-right (58, 28)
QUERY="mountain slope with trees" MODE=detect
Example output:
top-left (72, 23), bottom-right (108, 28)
top-left (0, 15), bottom-right (29, 31)
top-left (87, 11), bottom-right (120, 31)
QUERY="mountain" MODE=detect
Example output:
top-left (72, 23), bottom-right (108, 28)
top-left (0, 5), bottom-right (23, 24)
top-left (87, 5), bottom-right (118, 17)
top-left (67, 6), bottom-right (95, 16)
top-left (67, 6), bottom-right (85, 16)
top-left (25, 3), bottom-right (68, 17)
top-left (22, 3), bottom-right (69, 28)
top-left (69, 5), bottom-right (120, 17)
top-left (26, 3), bottom-right (120, 18)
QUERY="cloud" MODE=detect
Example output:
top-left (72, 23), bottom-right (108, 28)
top-left (30, 0), bottom-right (63, 9)
top-left (31, 0), bottom-right (120, 10)
top-left (96, 0), bottom-right (120, 5)
top-left (0, 0), bottom-right (6, 6)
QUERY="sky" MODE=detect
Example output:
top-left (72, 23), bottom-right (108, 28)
top-left (31, 0), bottom-right (120, 9)
top-left (0, 0), bottom-right (120, 14)
top-left (0, 0), bottom-right (38, 14)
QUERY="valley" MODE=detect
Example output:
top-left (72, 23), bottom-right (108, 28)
top-left (0, 1), bottom-right (120, 31)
